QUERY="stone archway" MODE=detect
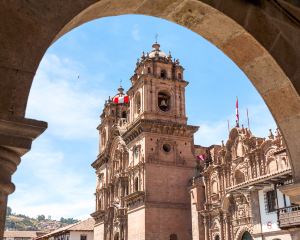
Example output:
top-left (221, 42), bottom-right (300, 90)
top-left (241, 231), bottom-right (253, 240)
top-left (0, 0), bottom-right (300, 237)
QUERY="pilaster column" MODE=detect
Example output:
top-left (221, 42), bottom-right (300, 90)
top-left (203, 215), bottom-right (209, 240)
top-left (0, 116), bottom-right (47, 238)
top-left (223, 212), bottom-right (231, 240)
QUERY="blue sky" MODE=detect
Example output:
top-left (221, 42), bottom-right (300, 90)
top-left (8, 15), bottom-right (276, 220)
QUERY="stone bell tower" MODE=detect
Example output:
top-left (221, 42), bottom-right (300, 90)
top-left (128, 42), bottom-right (187, 125)
top-left (123, 42), bottom-right (199, 240)
top-left (91, 42), bottom-right (199, 240)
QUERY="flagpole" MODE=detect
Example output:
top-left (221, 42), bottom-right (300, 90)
top-left (247, 108), bottom-right (250, 130)
top-left (227, 120), bottom-right (230, 134)
top-left (236, 96), bottom-right (239, 127)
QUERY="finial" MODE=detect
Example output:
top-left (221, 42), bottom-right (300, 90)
top-left (152, 34), bottom-right (160, 51)
top-left (118, 80), bottom-right (124, 95)
top-left (276, 127), bottom-right (281, 137)
top-left (269, 129), bottom-right (274, 139)
top-left (221, 140), bottom-right (225, 148)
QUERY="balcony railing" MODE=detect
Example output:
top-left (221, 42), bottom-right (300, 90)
top-left (277, 205), bottom-right (300, 229)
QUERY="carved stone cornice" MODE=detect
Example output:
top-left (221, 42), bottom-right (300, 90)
top-left (122, 119), bottom-right (198, 144)
top-left (90, 210), bottom-right (105, 224)
top-left (0, 117), bottom-right (47, 195)
top-left (0, 116), bottom-right (47, 155)
top-left (124, 191), bottom-right (145, 209)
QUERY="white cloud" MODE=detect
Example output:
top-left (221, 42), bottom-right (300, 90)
top-left (9, 138), bottom-right (95, 220)
top-left (131, 24), bottom-right (141, 41)
top-left (10, 54), bottom-right (105, 219)
top-left (194, 103), bottom-right (277, 146)
top-left (27, 54), bottom-right (107, 140)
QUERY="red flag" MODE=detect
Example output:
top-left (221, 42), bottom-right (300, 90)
top-left (113, 95), bottom-right (129, 104)
top-left (236, 97), bottom-right (239, 127)
top-left (197, 154), bottom-right (206, 161)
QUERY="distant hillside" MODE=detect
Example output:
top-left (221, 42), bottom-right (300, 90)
top-left (5, 207), bottom-right (79, 232)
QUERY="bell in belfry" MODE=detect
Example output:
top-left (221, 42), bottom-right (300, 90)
top-left (160, 99), bottom-right (167, 107)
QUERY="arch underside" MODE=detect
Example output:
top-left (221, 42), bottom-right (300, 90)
top-left (0, 1), bottom-right (299, 181)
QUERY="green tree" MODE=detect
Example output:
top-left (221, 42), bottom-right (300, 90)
top-left (37, 215), bottom-right (45, 221)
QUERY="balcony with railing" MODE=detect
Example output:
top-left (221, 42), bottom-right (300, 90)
top-left (277, 205), bottom-right (300, 229)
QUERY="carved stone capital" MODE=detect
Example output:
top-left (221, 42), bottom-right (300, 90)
top-left (0, 116), bottom-right (47, 195)
top-left (0, 116), bottom-right (47, 238)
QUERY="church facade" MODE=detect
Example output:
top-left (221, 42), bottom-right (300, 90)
top-left (91, 43), bottom-right (299, 240)
top-left (190, 127), bottom-right (297, 240)
top-left (91, 42), bottom-right (198, 240)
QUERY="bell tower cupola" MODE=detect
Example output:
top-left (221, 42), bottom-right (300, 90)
top-left (128, 42), bottom-right (187, 124)
top-left (98, 85), bottom-right (129, 153)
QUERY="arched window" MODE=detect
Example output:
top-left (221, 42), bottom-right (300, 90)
top-left (99, 198), bottom-right (102, 210)
top-left (158, 92), bottom-right (170, 112)
top-left (241, 231), bottom-right (253, 240)
top-left (135, 92), bottom-right (141, 114)
top-left (211, 180), bottom-right (218, 194)
top-left (178, 73), bottom-right (182, 80)
top-left (235, 170), bottom-right (245, 184)
top-left (170, 234), bottom-right (177, 240)
top-left (134, 177), bottom-right (139, 192)
top-left (161, 69), bottom-right (167, 79)
top-left (267, 157), bottom-right (278, 173)
top-left (101, 130), bottom-right (106, 147)
top-left (147, 67), bottom-right (151, 74)
top-left (215, 235), bottom-right (220, 240)
top-left (114, 232), bottom-right (119, 240)
top-left (122, 111), bottom-right (127, 118)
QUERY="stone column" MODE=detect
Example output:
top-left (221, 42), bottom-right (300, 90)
top-left (203, 215), bottom-right (209, 240)
top-left (0, 116), bottom-right (47, 238)
top-left (223, 212), bottom-right (231, 240)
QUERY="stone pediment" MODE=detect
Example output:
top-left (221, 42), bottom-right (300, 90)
top-left (122, 119), bottom-right (199, 144)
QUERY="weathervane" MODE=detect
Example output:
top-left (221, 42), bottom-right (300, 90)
top-left (155, 33), bottom-right (158, 43)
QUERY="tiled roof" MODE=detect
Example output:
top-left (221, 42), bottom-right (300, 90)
top-left (36, 218), bottom-right (94, 239)
top-left (68, 218), bottom-right (94, 231)
top-left (4, 231), bottom-right (41, 238)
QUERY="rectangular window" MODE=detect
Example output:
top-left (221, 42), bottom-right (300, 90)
top-left (266, 190), bottom-right (277, 212)
top-left (80, 235), bottom-right (87, 240)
